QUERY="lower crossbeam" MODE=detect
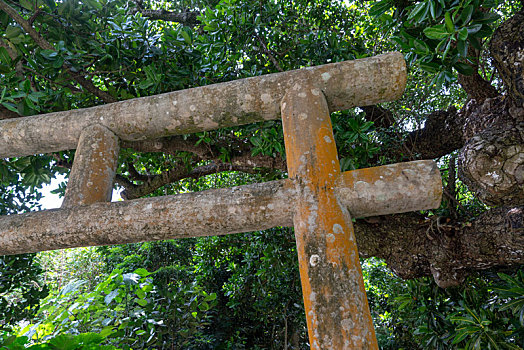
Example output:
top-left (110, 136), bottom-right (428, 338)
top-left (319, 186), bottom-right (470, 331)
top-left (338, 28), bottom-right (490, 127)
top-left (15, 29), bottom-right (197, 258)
top-left (0, 161), bottom-right (440, 256)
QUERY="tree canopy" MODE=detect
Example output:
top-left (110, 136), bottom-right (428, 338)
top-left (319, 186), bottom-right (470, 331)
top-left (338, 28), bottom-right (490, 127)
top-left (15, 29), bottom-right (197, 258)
top-left (0, 0), bottom-right (523, 348)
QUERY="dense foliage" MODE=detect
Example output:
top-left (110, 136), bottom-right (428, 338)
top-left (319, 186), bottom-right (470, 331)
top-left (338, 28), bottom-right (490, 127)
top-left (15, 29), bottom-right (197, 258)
top-left (0, 0), bottom-right (523, 348)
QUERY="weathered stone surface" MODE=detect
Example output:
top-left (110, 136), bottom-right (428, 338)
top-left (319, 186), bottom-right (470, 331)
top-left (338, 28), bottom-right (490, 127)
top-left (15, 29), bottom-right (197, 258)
top-left (62, 124), bottom-right (120, 208)
top-left (281, 81), bottom-right (378, 349)
top-left (0, 161), bottom-right (441, 256)
top-left (0, 52), bottom-right (406, 158)
top-left (0, 180), bottom-right (295, 256)
top-left (335, 160), bottom-right (441, 217)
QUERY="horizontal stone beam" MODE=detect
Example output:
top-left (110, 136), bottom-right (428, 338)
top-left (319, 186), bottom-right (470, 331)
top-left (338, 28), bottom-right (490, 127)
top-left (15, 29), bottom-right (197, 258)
top-left (0, 161), bottom-right (440, 256)
top-left (0, 52), bottom-right (406, 158)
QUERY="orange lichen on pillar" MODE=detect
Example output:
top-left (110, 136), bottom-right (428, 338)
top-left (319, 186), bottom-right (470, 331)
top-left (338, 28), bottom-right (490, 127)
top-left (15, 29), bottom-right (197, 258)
top-left (281, 80), bottom-right (378, 349)
top-left (62, 124), bottom-right (120, 208)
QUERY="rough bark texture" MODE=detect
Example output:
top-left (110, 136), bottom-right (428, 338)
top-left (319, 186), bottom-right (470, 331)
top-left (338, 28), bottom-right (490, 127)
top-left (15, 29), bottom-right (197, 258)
top-left (354, 206), bottom-right (524, 288)
top-left (0, 161), bottom-right (441, 256)
top-left (133, 9), bottom-right (200, 26)
top-left (490, 7), bottom-right (524, 107)
top-left (281, 81), bottom-right (378, 349)
top-left (405, 107), bottom-right (465, 159)
top-left (459, 118), bottom-right (524, 206)
top-left (453, 8), bottom-right (524, 206)
top-left (0, 52), bottom-right (406, 158)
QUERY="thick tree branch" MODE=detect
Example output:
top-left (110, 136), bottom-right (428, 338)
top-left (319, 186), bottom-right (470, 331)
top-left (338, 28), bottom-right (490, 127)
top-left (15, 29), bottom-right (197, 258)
top-left (0, 0), bottom-right (116, 103)
top-left (490, 6), bottom-right (524, 106)
top-left (255, 34), bottom-right (284, 72)
top-left (354, 206), bottom-right (524, 288)
top-left (458, 71), bottom-right (499, 101)
top-left (121, 136), bottom-right (214, 159)
top-left (120, 161), bottom-right (260, 199)
top-left (119, 134), bottom-right (287, 199)
top-left (404, 106), bottom-right (466, 159)
top-left (361, 105), bottom-right (394, 128)
top-left (129, 1), bottom-right (200, 27)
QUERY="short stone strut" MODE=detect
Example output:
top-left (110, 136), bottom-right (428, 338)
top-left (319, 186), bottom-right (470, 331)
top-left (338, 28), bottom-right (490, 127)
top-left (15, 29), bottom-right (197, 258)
top-left (0, 52), bottom-right (442, 348)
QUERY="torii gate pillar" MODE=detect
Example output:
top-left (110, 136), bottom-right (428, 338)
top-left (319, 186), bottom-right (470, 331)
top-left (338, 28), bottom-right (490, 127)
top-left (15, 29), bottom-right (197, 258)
top-left (282, 81), bottom-right (378, 348)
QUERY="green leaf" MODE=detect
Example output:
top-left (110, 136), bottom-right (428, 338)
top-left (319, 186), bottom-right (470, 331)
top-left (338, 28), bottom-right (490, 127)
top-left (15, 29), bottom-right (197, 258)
top-left (134, 268), bottom-right (151, 277)
top-left (445, 11), bottom-right (454, 32)
top-left (136, 298), bottom-right (148, 307)
top-left (469, 36), bottom-right (481, 50)
top-left (429, 0), bottom-right (437, 19)
top-left (474, 12), bottom-right (500, 24)
top-left (466, 23), bottom-right (482, 34)
top-left (482, 0), bottom-right (498, 8)
top-left (0, 47), bottom-right (12, 65)
top-left (181, 30), bottom-right (192, 45)
top-left (419, 61), bottom-right (440, 73)
top-left (452, 330), bottom-right (470, 344)
top-left (52, 57), bottom-right (64, 68)
top-left (1, 102), bottom-right (18, 113)
top-left (407, 1), bottom-right (429, 22)
top-left (48, 334), bottom-right (78, 349)
top-left (204, 293), bottom-right (217, 302)
top-left (5, 25), bottom-right (23, 39)
top-left (471, 24), bottom-right (493, 38)
top-left (369, 0), bottom-right (393, 17)
top-left (459, 5), bottom-right (474, 25)
top-left (424, 24), bottom-right (450, 39)
top-left (457, 39), bottom-right (468, 57)
top-left (413, 39), bottom-right (429, 54)
top-left (442, 39), bottom-right (452, 61)
top-left (19, 0), bottom-right (34, 10)
top-left (40, 49), bottom-right (58, 59)
top-left (458, 27), bottom-right (468, 41)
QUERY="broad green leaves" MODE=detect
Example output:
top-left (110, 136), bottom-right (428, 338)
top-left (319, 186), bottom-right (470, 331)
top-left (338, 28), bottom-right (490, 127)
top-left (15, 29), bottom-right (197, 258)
top-left (372, 0), bottom-right (502, 88)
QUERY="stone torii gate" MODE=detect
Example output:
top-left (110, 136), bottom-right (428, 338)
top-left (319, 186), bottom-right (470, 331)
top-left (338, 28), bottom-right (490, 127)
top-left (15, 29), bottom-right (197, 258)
top-left (0, 52), bottom-right (441, 348)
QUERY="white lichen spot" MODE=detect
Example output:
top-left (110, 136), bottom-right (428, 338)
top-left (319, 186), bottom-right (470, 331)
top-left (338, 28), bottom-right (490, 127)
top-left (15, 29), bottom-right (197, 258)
top-left (299, 113), bottom-right (308, 120)
top-left (374, 179), bottom-right (385, 188)
top-left (298, 92), bottom-right (307, 98)
top-left (310, 292), bottom-right (317, 303)
top-left (309, 254), bottom-right (320, 266)
top-left (99, 117), bottom-right (104, 121)
top-left (323, 135), bottom-right (332, 143)
top-left (487, 171), bottom-right (501, 181)
top-left (244, 94), bottom-right (254, 101)
top-left (189, 105), bottom-right (196, 112)
top-left (281, 102), bottom-right (287, 110)
top-left (172, 100), bottom-right (177, 106)
top-left (321, 72), bottom-right (331, 82)
top-left (261, 93), bottom-right (272, 104)
top-left (311, 88), bottom-right (320, 96)
top-left (333, 223), bottom-right (344, 235)
top-left (267, 203), bottom-right (274, 210)
top-left (327, 233), bottom-right (335, 243)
